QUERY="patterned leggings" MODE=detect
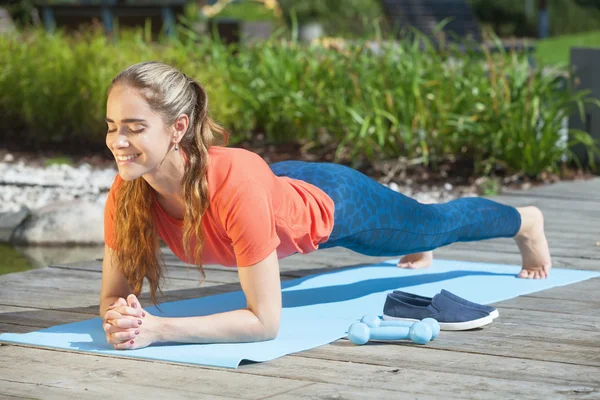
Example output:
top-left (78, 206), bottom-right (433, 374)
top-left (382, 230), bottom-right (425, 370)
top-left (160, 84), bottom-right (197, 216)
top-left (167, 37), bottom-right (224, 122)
top-left (269, 160), bottom-right (521, 257)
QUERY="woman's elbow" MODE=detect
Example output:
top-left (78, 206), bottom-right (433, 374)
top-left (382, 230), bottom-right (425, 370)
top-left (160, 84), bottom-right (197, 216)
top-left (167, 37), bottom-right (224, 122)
top-left (257, 318), bottom-right (280, 341)
top-left (264, 325), bottom-right (279, 341)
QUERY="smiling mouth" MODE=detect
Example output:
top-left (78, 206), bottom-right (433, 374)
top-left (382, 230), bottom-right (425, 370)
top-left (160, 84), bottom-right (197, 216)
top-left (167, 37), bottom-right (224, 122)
top-left (115, 153), bottom-right (141, 162)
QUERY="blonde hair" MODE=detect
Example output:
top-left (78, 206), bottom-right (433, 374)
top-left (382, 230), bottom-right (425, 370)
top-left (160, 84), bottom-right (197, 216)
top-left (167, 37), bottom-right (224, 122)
top-left (109, 61), bottom-right (228, 305)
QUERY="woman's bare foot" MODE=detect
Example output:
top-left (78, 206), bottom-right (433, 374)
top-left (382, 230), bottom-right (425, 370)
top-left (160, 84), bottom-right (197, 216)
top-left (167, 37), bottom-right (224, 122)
top-left (514, 206), bottom-right (552, 279)
top-left (398, 251), bottom-right (433, 269)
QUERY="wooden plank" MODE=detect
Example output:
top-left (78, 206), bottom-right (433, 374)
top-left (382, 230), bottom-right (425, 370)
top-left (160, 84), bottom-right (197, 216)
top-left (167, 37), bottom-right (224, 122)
top-left (312, 331), bottom-right (600, 368)
top-left (446, 241), bottom-right (600, 261)
top-left (273, 382), bottom-right (599, 400)
top-left (0, 379), bottom-right (237, 400)
top-left (49, 260), bottom-right (242, 284)
top-left (453, 234), bottom-right (598, 251)
top-left (281, 343), bottom-right (600, 388)
top-left (0, 345), bottom-right (308, 400)
top-left (501, 178), bottom-right (600, 201)
top-left (0, 305), bottom-right (93, 329)
top-left (445, 316), bottom-right (600, 349)
top-left (433, 247), bottom-right (600, 271)
top-left (416, 331), bottom-right (600, 366)
top-left (492, 307), bottom-right (600, 332)
top-left (0, 267), bottom-right (240, 310)
top-left (267, 382), bottom-right (451, 400)
top-left (490, 192), bottom-right (600, 211)
top-left (519, 278), bottom-right (600, 302)
top-left (0, 281), bottom-right (240, 312)
top-left (0, 175), bottom-right (597, 399)
top-left (0, 343), bottom-right (593, 400)
top-left (0, 323), bottom-right (36, 334)
top-left (241, 354), bottom-right (591, 399)
top-left (495, 295), bottom-right (600, 317)
top-left (158, 250), bottom-right (393, 274)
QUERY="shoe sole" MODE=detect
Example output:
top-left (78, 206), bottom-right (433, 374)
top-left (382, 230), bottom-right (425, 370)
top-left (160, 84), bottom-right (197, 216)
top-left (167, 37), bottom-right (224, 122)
top-left (490, 309), bottom-right (499, 319)
top-left (382, 314), bottom-right (494, 331)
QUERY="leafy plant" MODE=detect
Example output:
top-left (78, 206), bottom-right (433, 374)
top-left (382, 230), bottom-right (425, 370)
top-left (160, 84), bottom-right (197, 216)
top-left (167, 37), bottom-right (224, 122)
top-left (1, 25), bottom-right (598, 179)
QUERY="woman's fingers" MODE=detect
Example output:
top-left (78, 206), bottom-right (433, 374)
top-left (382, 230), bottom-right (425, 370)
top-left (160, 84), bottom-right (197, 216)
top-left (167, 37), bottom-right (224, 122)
top-left (107, 297), bottom-right (127, 310)
top-left (106, 306), bottom-right (142, 319)
top-left (104, 309), bottom-right (126, 321)
top-left (111, 329), bottom-right (139, 343)
top-left (105, 329), bottom-right (139, 344)
top-left (104, 317), bottom-right (143, 332)
top-left (127, 294), bottom-right (141, 310)
top-left (113, 339), bottom-right (137, 350)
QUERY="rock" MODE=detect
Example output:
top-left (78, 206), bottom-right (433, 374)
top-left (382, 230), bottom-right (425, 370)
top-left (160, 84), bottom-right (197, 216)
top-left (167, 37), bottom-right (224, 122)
top-left (388, 182), bottom-right (400, 192)
top-left (0, 7), bottom-right (16, 35)
top-left (414, 193), bottom-right (438, 204)
top-left (0, 206), bottom-right (30, 243)
top-left (11, 200), bottom-right (106, 245)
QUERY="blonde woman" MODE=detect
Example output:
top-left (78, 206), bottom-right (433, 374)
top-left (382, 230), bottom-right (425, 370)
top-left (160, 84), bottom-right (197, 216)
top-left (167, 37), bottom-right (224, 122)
top-left (101, 61), bottom-right (552, 350)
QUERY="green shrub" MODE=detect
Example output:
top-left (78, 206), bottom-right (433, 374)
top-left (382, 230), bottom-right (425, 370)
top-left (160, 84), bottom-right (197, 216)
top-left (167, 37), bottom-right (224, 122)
top-left (1, 26), bottom-right (598, 178)
top-left (277, 0), bottom-right (387, 38)
top-left (468, 0), bottom-right (600, 37)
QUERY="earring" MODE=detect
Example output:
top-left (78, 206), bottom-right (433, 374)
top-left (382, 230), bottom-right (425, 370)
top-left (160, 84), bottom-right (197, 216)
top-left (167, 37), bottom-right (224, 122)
top-left (174, 143), bottom-right (179, 151)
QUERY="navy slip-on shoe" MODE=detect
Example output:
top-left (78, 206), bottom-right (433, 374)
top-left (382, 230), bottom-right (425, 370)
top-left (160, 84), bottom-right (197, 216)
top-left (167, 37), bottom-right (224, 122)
top-left (391, 289), bottom-right (499, 319)
top-left (382, 293), bottom-right (493, 331)
top-left (440, 289), bottom-right (499, 319)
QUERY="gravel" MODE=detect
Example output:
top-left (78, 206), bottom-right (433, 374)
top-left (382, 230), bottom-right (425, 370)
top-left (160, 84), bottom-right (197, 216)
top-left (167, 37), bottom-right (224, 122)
top-left (0, 159), bottom-right (116, 213)
top-left (0, 153), bottom-right (479, 214)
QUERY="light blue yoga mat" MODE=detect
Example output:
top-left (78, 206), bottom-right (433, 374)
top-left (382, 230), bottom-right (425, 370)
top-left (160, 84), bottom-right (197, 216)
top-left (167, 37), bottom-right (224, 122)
top-left (1, 259), bottom-right (598, 368)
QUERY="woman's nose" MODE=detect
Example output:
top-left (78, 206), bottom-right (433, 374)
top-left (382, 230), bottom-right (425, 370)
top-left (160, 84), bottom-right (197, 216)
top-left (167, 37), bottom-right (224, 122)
top-left (111, 133), bottom-right (129, 150)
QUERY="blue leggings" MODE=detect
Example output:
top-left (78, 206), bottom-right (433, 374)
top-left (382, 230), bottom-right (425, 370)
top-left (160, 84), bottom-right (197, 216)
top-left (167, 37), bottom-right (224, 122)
top-left (269, 161), bottom-right (521, 257)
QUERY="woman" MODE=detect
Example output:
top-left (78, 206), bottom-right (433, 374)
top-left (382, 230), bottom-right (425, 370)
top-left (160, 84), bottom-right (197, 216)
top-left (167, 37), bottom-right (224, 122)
top-left (101, 61), bottom-right (552, 350)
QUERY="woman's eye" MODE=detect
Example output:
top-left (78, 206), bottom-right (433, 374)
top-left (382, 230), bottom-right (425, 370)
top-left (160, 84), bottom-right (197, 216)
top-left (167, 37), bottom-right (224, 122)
top-left (106, 128), bottom-right (144, 134)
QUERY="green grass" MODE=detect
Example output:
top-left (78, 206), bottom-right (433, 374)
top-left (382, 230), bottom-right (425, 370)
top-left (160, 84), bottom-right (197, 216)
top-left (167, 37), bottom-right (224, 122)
top-left (0, 244), bottom-right (35, 276)
top-left (44, 156), bottom-right (73, 167)
top-left (536, 30), bottom-right (600, 66)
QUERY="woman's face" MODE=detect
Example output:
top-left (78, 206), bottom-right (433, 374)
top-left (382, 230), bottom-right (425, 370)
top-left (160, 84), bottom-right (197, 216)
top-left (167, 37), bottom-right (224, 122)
top-left (105, 85), bottom-right (174, 181)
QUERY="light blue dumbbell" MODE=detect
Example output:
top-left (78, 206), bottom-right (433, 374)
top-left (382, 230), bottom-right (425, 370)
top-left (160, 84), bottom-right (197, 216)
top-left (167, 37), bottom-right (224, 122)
top-left (347, 320), bottom-right (433, 345)
top-left (360, 314), bottom-right (440, 340)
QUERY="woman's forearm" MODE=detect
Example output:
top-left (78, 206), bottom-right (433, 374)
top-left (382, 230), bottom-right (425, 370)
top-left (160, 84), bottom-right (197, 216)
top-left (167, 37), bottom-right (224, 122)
top-left (155, 308), bottom-right (279, 344)
top-left (99, 295), bottom-right (125, 321)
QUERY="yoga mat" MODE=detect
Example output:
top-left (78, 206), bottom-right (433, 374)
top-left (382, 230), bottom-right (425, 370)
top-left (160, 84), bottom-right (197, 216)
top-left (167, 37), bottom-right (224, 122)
top-left (1, 259), bottom-right (598, 368)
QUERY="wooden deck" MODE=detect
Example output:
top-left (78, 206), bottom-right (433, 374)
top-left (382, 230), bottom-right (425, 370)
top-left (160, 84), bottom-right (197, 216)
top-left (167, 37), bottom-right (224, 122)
top-left (1, 178), bottom-right (600, 399)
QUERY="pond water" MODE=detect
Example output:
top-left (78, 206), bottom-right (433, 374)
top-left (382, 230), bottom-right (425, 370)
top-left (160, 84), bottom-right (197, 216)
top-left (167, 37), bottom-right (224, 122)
top-left (0, 244), bottom-right (104, 276)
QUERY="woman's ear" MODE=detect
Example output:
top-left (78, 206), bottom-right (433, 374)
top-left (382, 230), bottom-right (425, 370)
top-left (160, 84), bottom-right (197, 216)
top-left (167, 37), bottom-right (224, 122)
top-left (173, 113), bottom-right (189, 141)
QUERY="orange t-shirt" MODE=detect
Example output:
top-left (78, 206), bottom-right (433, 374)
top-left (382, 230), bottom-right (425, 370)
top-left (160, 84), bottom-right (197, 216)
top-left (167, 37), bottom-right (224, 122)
top-left (104, 146), bottom-right (335, 267)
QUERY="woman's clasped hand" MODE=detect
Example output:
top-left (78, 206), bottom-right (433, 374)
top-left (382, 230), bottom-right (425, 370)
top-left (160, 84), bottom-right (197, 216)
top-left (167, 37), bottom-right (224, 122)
top-left (103, 294), bottom-right (159, 350)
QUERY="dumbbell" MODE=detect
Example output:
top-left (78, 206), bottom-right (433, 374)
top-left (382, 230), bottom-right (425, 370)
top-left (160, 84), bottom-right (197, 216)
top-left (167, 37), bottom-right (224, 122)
top-left (347, 320), bottom-right (433, 345)
top-left (360, 314), bottom-right (440, 340)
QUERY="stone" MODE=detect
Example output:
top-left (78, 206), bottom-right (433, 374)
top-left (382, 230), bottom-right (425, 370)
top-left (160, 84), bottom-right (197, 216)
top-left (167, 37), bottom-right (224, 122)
top-left (0, 7), bottom-right (15, 35)
top-left (388, 182), bottom-right (400, 192)
top-left (11, 200), bottom-right (106, 246)
top-left (0, 206), bottom-right (31, 243)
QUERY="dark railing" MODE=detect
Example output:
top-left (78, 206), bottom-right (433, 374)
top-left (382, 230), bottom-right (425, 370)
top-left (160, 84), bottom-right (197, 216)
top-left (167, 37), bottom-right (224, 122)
top-left (35, 0), bottom-right (188, 37)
